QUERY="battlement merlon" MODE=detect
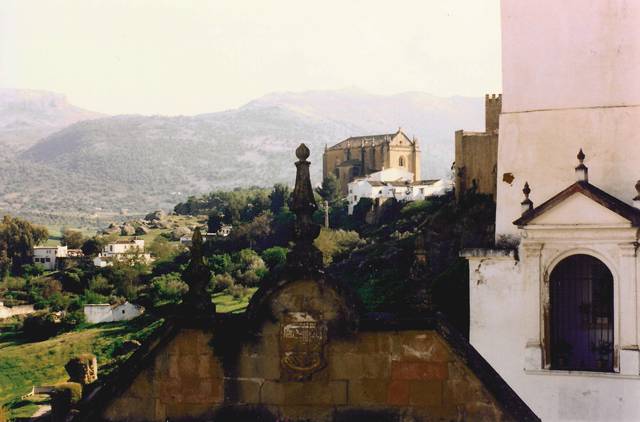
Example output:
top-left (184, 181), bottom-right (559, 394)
top-left (485, 93), bottom-right (502, 133)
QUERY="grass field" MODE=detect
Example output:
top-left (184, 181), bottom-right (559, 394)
top-left (0, 315), bottom-right (163, 418)
top-left (213, 288), bottom-right (257, 313)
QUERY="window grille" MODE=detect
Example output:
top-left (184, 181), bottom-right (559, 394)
top-left (550, 254), bottom-right (614, 372)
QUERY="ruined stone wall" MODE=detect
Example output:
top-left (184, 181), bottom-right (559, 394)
top-left (454, 130), bottom-right (498, 200)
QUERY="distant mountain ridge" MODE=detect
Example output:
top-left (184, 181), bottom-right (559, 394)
top-left (0, 89), bottom-right (104, 151)
top-left (0, 88), bottom-right (483, 223)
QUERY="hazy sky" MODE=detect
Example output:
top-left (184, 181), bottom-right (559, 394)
top-left (0, 0), bottom-right (501, 115)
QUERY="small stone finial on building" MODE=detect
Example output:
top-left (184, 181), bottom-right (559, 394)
top-left (634, 180), bottom-right (640, 209)
top-left (575, 148), bottom-right (588, 182)
top-left (286, 143), bottom-right (323, 272)
top-left (521, 182), bottom-right (533, 215)
top-left (181, 228), bottom-right (215, 315)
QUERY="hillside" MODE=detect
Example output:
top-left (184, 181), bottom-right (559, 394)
top-left (1, 89), bottom-right (483, 224)
top-left (0, 89), bottom-right (103, 152)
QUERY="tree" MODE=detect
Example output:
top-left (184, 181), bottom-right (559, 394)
top-left (269, 184), bottom-right (290, 215)
top-left (261, 246), bottom-right (288, 270)
top-left (148, 237), bottom-right (178, 261)
top-left (81, 237), bottom-right (106, 257)
top-left (61, 228), bottom-right (85, 249)
top-left (316, 174), bottom-right (341, 205)
top-left (230, 212), bottom-right (273, 250)
top-left (0, 215), bottom-right (48, 274)
top-left (207, 212), bottom-right (224, 233)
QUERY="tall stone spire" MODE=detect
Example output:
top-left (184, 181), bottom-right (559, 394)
top-left (181, 228), bottom-right (215, 315)
top-left (286, 143), bottom-right (323, 273)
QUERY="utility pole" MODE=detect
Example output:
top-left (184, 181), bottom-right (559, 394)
top-left (324, 200), bottom-right (329, 229)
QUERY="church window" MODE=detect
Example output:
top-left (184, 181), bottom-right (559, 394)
top-left (550, 254), bottom-right (613, 372)
top-left (399, 156), bottom-right (405, 167)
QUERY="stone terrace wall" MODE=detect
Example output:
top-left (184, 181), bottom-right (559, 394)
top-left (0, 302), bottom-right (35, 319)
top-left (102, 327), bottom-right (511, 421)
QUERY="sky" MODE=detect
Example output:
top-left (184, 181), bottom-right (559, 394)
top-left (0, 0), bottom-right (501, 116)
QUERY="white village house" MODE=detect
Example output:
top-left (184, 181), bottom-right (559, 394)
top-left (33, 245), bottom-right (67, 270)
top-left (347, 168), bottom-right (451, 214)
top-left (463, 1), bottom-right (640, 421)
top-left (180, 225), bottom-right (232, 246)
top-left (93, 239), bottom-right (152, 267)
top-left (84, 302), bottom-right (144, 324)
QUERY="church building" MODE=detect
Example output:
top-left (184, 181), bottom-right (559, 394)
top-left (323, 128), bottom-right (420, 195)
top-left (463, 1), bottom-right (640, 421)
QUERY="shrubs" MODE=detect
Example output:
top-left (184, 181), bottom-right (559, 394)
top-left (50, 382), bottom-right (83, 420)
top-left (314, 228), bottom-right (364, 265)
top-left (88, 275), bottom-right (113, 296)
top-left (261, 246), bottom-right (288, 270)
top-left (149, 272), bottom-right (188, 304)
top-left (228, 284), bottom-right (249, 300)
top-left (213, 273), bottom-right (234, 291)
top-left (23, 311), bottom-right (63, 340)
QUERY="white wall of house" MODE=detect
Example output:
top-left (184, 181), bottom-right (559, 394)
top-left (33, 246), bottom-right (67, 270)
top-left (102, 239), bottom-right (145, 255)
top-left (495, 0), bottom-right (640, 239)
top-left (84, 302), bottom-right (144, 324)
top-left (84, 304), bottom-right (113, 324)
top-left (347, 178), bottom-right (452, 214)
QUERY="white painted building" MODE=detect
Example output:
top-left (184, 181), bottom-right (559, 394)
top-left (347, 168), bottom-right (451, 214)
top-left (33, 245), bottom-right (67, 270)
top-left (84, 302), bottom-right (144, 324)
top-left (94, 239), bottom-right (151, 267)
top-left (464, 2), bottom-right (640, 421)
top-left (102, 239), bottom-right (145, 255)
top-left (180, 225), bottom-right (232, 246)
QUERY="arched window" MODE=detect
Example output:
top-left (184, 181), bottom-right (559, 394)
top-left (399, 156), bottom-right (405, 167)
top-left (550, 254), bottom-right (613, 372)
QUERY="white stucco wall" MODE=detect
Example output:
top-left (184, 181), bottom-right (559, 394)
top-left (496, 0), bottom-right (640, 238)
top-left (111, 302), bottom-right (144, 322)
top-left (468, 223), bottom-right (640, 421)
top-left (84, 304), bottom-right (113, 324)
top-left (84, 302), bottom-right (144, 324)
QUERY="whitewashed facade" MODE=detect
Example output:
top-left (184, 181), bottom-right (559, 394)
top-left (465, 1), bottom-right (640, 421)
top-left (347, 168), bottom-right (451, 214)
top-left (33, 245), bottom-right (67, 270)
top-left (94, 239), bottom-right (151, 267)
top-left (84, 302), bottom-right (144, 324)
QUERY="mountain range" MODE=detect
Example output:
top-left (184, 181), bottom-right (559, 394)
top-left (0, 88), bottom-right (484, 225)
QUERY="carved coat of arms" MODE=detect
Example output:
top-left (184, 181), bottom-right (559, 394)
top-left (280, 312), bottom-right (327, 379)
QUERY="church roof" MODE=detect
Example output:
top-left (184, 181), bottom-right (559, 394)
top-left (328, 128), bottom-right (414, 151)
top-left (513, 180), bottom-right (640, 226)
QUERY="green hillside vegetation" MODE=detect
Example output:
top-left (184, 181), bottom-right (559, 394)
top-left (0, 183), bottom-right (495, 418)
top-left (0, 315), bottom-right (163, 419)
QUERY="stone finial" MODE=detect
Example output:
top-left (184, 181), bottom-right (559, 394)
top-left (575, 148), bottom-right (588, 182)
top-left (521, 182), bottom-right (533, 215)
top-left (181, 228), bottom-right (215, 315)
top-left (286, 143), bottom-right (323, 272)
